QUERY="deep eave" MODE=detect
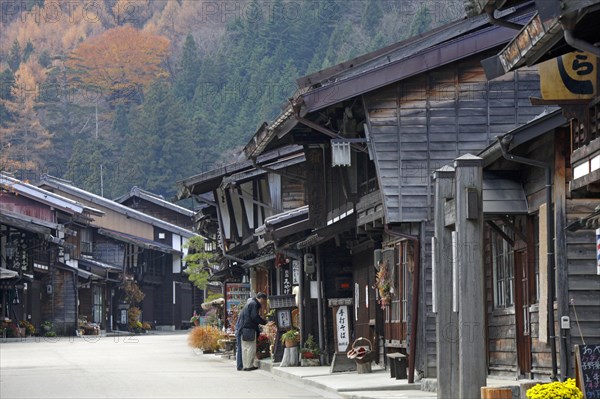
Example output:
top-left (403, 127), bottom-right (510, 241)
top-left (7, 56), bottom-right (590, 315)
top-left (481, 1), bottom-right (600, 80)
top-left (0, 209), bottom-right (55, 235)
top-left (178, 145), bottom-right (305, 198)
top-left (300, 9), bottom-right (534, 114)
top-left (478, 108), bottom-right (567, 166)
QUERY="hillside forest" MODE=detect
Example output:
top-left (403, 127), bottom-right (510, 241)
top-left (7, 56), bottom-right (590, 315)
top-left (0, 0), bottom-right (465, 199)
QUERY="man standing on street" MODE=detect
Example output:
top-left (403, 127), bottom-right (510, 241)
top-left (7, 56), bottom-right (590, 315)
top-left (236, 292), bottom-right (267, 371)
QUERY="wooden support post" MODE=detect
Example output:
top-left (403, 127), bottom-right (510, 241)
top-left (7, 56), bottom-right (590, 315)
top-left (554, 127), bottom-right (570, 379)
top-left (433, 165), bottom-right (459, 399)
top-left (454, 154), bottom-right (486, 399)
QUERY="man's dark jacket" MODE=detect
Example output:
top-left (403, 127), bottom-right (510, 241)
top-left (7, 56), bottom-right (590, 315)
top-left (236, 298), bottom-right (266, 335)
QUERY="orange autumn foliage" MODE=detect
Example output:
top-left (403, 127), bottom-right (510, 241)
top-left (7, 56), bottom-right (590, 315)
top-left (66, 25), bottom-right (170, 95)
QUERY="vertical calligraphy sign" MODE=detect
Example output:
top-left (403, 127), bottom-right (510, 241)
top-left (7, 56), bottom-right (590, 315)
top-left (336, 305), bottom-right (350, 352)
top-left (281, 264), bottom-right (292, 295)
top-left (292, 259), bottom-right (300, 284)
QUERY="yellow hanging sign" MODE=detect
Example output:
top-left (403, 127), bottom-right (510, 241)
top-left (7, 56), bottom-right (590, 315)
top-left (538, 51), bottom-right (597, 101)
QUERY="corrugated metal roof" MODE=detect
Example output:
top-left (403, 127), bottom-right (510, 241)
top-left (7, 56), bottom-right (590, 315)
top-left (263, 206), bottom-right (309, 227)
top-left (39, 175), bottom-right (196, 239)
top-left (296, 4), bottom-right (535, 114)
top-left (255, 206), bottom-right (311, 241)
top-left (97, 228), bottom-right (181, 255)
top-left (78, 256), bottom-right (122, 271)
top-left (115, 186), bottom-right (195, 217)
top-left (1, 173), bottom-right (103, 216)
top-left (55, 262), bottom-right (102, 280)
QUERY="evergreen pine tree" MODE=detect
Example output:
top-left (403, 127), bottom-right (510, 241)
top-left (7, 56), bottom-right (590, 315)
top-left (409, 5), bottom-right (432, 38)
top-left (38, 50), bottom-right (51, 68)
top-left (362, 0), bottom-right (383, 32)
top-left (0, 68), bottom-right (16, 101)
top-left (8, 40), bottom-right (21, 72)
top-left (112, 103), bottom-right (130, 136)
top-left (121, 80), bottom-right (198, 196)
top-left (174, 33), bottom-right (200, 102)
top-left (23, 40), bottom-right (34, 63)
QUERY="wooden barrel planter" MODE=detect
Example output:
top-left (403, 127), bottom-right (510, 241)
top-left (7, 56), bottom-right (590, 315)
top-left (480, 387), bottom-right (513, 399)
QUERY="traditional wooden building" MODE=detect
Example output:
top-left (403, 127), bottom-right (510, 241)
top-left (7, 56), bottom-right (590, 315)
top-left (115, 186), bottom-right (195, 230)
top-left (240, 1), bottom-right (548, 381)
top-left (178, 145), bottom-right (307, 331)
top-left (480, 109), bottom-right (599, 379)
top-left (115, 186), bottom-right (200, 320)
top-left (38, 175), bottom-right (197, 331)
top-left (465, 0), bottom-right (600, 386)
top-left (432, 108), bottom-right (599, 398)
top-left (1, 173), bottom-right (103, 335)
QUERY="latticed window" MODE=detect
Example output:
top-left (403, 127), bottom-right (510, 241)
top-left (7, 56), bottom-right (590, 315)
top-left (492, 226), bottom-right (514, 309)
top-left (92, 285), bottom-right (103, 324)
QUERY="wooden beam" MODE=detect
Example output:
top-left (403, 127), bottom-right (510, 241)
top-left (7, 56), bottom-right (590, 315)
top-left (499, 215), bottom-right (527, 244)
top-left (486, 220), bottom-right (515, 247)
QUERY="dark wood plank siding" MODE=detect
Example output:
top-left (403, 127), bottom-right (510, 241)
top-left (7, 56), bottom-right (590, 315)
top-left (364, 53), bottom-right (545, 224)
top-left (41, 267), bottom-right (77, 335)
top-left (0, 193), bottom-right (56, 223)
top-left (566, 200), bottom-right (600, 350)
top-left (281, 166), bottom-right (306, 211)
top-left (364, 57), bottom-right (544, 378)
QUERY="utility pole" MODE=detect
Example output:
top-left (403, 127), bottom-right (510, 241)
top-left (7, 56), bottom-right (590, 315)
top-left (95, 102), bottom-right (104, 197)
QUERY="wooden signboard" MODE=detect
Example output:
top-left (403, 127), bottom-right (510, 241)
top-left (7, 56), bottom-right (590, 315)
top-left (539, 52), bottom-right (597, 101)
top-left (575, 344), bottom-right (600, 399)
top-left (281, 264), bottom-right (292, 295)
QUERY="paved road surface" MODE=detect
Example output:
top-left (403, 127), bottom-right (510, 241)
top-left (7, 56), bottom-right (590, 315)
top-left (0, 333), bottom-right (339, 398)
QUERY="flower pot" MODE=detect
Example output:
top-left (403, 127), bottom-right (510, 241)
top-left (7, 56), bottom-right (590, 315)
top-left (256, 350), bottom-right (270, 359)
top-left (193, 320), bottom-right (199, 326)
top-left (284, 339), bottom-right (298, 348)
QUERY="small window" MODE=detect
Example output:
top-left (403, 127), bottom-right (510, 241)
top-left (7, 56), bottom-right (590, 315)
top-left (492, 224), bottom-right (515, 309)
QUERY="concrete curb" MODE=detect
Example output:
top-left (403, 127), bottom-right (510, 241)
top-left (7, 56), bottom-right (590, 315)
top-left (259, 359), bottom-right (421, 395)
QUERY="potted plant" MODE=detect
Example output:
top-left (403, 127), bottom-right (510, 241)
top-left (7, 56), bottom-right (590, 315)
top-left (19, 320), bottom-right (35, 336)
top-left (141, 322), bottom-right (152, 332)
top-left (41, 321), bottom-right (56, 337)
top-left (280, 328), bottom-right (300, 348)
top-left (190, 311), bottom-right (200, 327)
top-left (300, 334), bottom-right (323, 366)
top-left (187, 325), bottom-right (225, 353)
top-left (256, 333), bottom-right (271, 359)
top-left (525, 378), bottom-right (583, 399)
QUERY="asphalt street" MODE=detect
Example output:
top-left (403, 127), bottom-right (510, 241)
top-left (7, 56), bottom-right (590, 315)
top-left (0, 333), bottom-right (340, 399)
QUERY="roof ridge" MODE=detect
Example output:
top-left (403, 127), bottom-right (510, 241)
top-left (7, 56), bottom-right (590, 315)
top-left (40, 175), bottom-right (197, 237)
